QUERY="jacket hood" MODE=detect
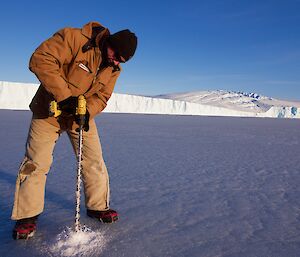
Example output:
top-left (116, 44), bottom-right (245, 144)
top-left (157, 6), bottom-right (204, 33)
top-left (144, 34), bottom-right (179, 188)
top-left (81, 22), bottom-right (110, 53)
top-left (81, 21), bottom-right (109, 39)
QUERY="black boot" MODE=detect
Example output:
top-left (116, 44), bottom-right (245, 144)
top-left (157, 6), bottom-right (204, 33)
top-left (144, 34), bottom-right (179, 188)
top-left (87, 209), bottom-right (119, 223)
top-left (12, 215), bottom-right (38, 240)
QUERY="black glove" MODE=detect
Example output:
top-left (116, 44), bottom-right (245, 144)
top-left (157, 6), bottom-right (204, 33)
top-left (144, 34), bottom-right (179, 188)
top-left (58, 96), bottom-right (78, 115)
top-left (75, 110), bottom-right (90, 132)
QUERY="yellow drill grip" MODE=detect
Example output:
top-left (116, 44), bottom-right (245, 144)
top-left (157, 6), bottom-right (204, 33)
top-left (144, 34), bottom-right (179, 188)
top-left (49, 100), bottom-right (62, 118)
top-left (76, 95), bottom-right (87, 127)
top-left (76, 95), bottom-right (86, 116)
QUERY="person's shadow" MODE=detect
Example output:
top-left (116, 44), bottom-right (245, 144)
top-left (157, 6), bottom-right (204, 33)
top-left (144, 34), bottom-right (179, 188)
top-left (0, 169), bottom-right (75, 212)
top-left (0, 169), bottom-right (75, 240)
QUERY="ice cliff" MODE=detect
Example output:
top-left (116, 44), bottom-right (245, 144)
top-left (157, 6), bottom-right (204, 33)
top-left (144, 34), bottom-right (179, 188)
top-left (0, 81), bottom-right (299, 119)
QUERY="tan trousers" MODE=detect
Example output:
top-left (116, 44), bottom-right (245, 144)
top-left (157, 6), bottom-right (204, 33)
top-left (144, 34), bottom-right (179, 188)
top-left (11, 118), bottom-right (110, 220)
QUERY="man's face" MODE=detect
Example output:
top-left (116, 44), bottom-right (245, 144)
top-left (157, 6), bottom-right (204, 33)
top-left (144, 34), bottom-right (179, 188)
top-left (106, 46), bottom-right (120, 66)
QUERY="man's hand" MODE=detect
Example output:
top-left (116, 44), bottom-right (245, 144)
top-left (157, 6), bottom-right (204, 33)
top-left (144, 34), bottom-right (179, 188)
top-left (58, 96), bottom-right (89, 131)
top-left (58, 96), bottom-right (78, 115)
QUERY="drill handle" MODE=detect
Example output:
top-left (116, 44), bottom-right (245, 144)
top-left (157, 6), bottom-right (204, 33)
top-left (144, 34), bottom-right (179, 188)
top-left (76, 95), bottom-right (87, 127)
top-left (49, 100), bottom-right (62, 118)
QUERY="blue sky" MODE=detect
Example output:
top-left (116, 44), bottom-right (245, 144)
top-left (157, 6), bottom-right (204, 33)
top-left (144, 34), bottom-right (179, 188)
top-left (0, 0), bottom-right (300, 100)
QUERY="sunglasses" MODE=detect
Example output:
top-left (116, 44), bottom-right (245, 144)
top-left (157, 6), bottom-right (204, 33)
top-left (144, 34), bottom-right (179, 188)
top-left (115, 52), bottom-right (126, 63)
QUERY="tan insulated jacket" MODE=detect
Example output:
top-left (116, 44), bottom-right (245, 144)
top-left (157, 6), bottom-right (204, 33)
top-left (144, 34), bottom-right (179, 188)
top-left (29, 21), bottom-right (121, 129)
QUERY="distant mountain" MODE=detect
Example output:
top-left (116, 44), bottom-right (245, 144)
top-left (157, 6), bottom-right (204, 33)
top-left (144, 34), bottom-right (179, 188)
top-left (154, 90), bottom-right (300, 114)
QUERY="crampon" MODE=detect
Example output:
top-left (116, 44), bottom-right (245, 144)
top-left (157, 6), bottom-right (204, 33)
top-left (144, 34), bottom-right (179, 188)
top-left (12, 217), bottom-right (38, 240)
top-left (87, 209), bottom-right (119, 223)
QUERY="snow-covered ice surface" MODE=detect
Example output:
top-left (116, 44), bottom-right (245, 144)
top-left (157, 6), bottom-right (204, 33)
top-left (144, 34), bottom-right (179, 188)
top-left (0, 110), bottom-right (300, 257)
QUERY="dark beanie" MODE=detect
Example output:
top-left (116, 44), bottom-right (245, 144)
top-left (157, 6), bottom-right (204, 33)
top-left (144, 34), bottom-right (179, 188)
top-left (107, 29), bottom-right (137, 62)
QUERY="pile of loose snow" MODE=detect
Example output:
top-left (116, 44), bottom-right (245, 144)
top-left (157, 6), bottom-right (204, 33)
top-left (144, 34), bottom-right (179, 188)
top-left (48, 226), bottom-right (108, 257)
